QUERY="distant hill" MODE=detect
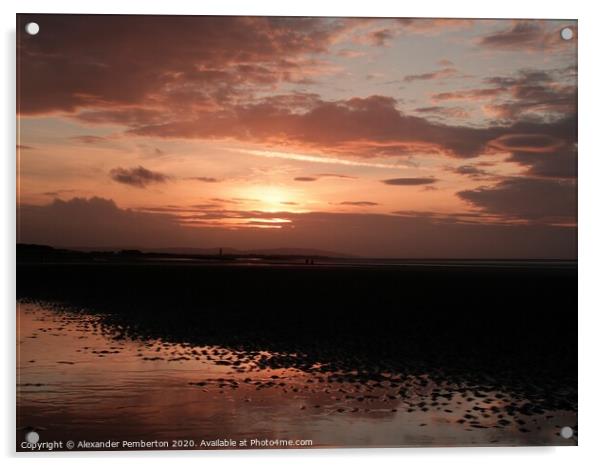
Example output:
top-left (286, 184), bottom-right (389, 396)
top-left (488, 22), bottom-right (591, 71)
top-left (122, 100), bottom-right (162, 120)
top-left (146, 247), bottom-right (355, 258)
top-left (17, 243), bottom-right (355, 261)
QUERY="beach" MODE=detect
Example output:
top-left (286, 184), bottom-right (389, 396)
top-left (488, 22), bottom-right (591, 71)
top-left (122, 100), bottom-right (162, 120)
top-left (17, 260), bottom-right (577, 449)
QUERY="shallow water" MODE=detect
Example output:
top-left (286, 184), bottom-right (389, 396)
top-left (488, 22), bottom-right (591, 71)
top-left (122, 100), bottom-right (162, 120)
top-left (17, 301), bottom-right (577, 450)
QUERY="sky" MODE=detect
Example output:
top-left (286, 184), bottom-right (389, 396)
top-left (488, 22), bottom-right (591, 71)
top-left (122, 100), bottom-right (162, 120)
top-left (16, 15), bottom-right (577, 258)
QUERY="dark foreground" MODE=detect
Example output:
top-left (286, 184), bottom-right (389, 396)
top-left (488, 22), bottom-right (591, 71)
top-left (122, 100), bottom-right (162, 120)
top-left (17, 259), bottom-right (577, 449)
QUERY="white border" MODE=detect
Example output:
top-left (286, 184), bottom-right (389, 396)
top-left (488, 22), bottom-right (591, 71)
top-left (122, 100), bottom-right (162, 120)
top-left (2, 1), bottom-right (601, 465)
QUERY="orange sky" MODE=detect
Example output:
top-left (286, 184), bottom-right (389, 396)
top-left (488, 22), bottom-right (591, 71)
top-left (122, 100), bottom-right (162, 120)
top-left (16, 15), bottom-right (577, 258)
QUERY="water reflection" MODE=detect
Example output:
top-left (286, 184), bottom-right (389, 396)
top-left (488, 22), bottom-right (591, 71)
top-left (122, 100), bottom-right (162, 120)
top-left (17, 301), bottom-right (577, 449)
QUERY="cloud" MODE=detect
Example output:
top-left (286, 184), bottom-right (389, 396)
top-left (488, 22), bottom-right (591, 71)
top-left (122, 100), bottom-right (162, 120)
top-left (370, 29), bottom-right (394, 46)
top-left (40, 189), bottom-right (80, 197)
top-left (211, 198), bottom-right (243, 205)
top-left (18, 197), bottom-right (189, 248)
top-left (357, 28), bottom-right (395, 47)
top-left (315, 173), bottom-right (356, 179)
top-left (76, 108), bottom-right (165, 126)
top-left (457, 177), bottom-right (576, 222)
top-left (431, 67), bottom-right (576, 125)
top-left (339, 201), bottom-right (379, 206)
top-left (382, 177), bottom-right (438, 186)
top-left (432, 88), bottom-right (503, 102)
top-left (336, 48), bottom-right (367, 58)
top-left (507, 147), bottom-right (577, 179)
top-left (453, 165), bottom-right (489, 177)
top-left (414, 106), bottom-right (469, 119)
top-left (294, 173), bottom-right (355, 182)
top-left (18, 14), bottom-right (576, 163)
top-left (240, 147), bottom-right (402, 168)
top-left (136, 204), bottom-right (221, 213)
top-left (18, 197), bottom-right (576, 259)
top-left (70, 135), bottom-right (106, 144)
top-left (17, 15), bottom-right (360, 115)
top-left (481, 69), bottom-right (576, 121)
top-left (396, 19), bottom-right (474, 34)
top-left (109, 166), bottom-right (170, 188)
top-left (478, 21), bottom-right (575, 51)
top-left (187, 177), bottom-right (219, 183)
top-left (350, 19), bottom-right (472, 50)
top-left (130, 94), bottom-right (553, 158)
top-left (16, 13), bottom-right (578, 234)
top-left (403, 67), bottom-right (458, 83)
top-left (489, 133), bottom-right (565, 153)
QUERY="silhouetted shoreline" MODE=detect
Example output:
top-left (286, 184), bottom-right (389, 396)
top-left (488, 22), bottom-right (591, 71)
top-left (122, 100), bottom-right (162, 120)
top-left (17, 243), bottom-right (576, 266)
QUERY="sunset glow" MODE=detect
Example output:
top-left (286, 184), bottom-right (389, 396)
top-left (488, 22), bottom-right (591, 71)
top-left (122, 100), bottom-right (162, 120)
top-left (17, 16), bottom-right (577, 258)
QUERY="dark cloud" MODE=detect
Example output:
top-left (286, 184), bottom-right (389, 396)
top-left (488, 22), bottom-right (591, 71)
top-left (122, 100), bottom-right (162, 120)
top-left (414, 106), bottom-right (469, 119)
top-left (365, 29), bottom-right (394, 46)
top-left (136, 204), bottom-right (221, 213)
top-left (18, 197), bottom-right (193, 248)
top-left (432, 88), bottom-right (503, 102)
top-left (340, 201), bottom-right (379, 206)
top-left (127, 94), bottom-right (523, 158)
top-left (17, 14), bottom-right (360, 115)
top-left (17, 16), bottom-right (576, 167)
top-left (76, 108), bottom-right (165, 127)
top-left (19, 18), bottom-right (576, 161)
top-left (479, 103), bottom-right (577, 180)
top-left (18, 197), bottom-right (576, 259)
top-left (507, 147), bottom-right (577, 179)
top-left (17, 144), bottom-right (35, 150)
top-left (482, 69), bottom-right (576, 120)
top-left (433, 67), bottom-right (574, 121)
top-left (489, 133), bottom-right (565, 153)
top-left (70, 135), bottom-right (105, 144)
top-left (395, 18), bottom-right (474, 33)
top-left (109, 166), bottom-right (170, 188)
top-left (392, 209), bottom-right (485, 220)
top-left (294, 173), bottom-right (355, 182)
top-left (457, 177), bottom-right (576, 222)
top-left (478, 21), bottom-right (575, 51)
top-left (453, 165), bottom-right (489, 178)
top-left (187, 177), bottom-right (219, 183)
top-left (382, 177), bottom-right (438, 186)
top-left (41, 189), bottom-right (79, 197)
top-left (211, 198), bottom-right (243, 205)
top-left (403, 67), bottom-right (457, 83)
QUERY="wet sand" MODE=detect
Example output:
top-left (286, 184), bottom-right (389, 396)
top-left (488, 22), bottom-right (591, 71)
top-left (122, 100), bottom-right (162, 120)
top-left (17, 261), bottom-right (577, 450)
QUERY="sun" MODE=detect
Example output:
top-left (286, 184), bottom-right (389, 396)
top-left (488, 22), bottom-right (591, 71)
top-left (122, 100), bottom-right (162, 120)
top-left (240, 185), bottom-right (298, 212)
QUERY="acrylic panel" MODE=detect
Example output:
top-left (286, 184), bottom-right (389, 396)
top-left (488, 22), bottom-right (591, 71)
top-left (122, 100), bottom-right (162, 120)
top-left (16, 14), bottom-right (577, 451)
